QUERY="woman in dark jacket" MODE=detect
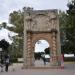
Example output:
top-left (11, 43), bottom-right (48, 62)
top-left (5, 54), bottom-right (10, 72)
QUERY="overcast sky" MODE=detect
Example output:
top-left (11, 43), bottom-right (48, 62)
top-left (0, 0), bottom-right (68, 23)
top-left (35, 40), bottom-right (49, 52)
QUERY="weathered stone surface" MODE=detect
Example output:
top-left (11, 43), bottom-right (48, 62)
top-left (23, 8), bottom-right (61, 68)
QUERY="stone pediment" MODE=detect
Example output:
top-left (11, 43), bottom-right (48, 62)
top-left (31, 14), bottom-right (51, 31)
top-left (24, 9), bottom-right (58, 32)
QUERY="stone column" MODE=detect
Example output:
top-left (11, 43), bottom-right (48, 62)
top-left (23, 7), bottom-right (33, 68)
top-left (51, 32), bottom-right (58, 65)
top-left (26, 32), bottom-right (34, 67)
top-left (26, 32), bottom-right (32, 67)
top-left (56, 15), bottom-right (61, 66)
top-left (23, 9), bottom-right (28, 68)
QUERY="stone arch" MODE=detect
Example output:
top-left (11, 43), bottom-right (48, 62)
top-left (23, 8), bottom-right (61, 68)
top-left (32, 33), bottom-right (52, 49)
top-left (31, 33), bottom-right (52, 64)
top-left (34, 39), bottom-right (50, 52)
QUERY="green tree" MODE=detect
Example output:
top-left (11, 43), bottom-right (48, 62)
top-left (59, 11), bottom-right (68, 54)
top-left (44, 47), bottom-right (50, 54)
top-left (65, 0), bottom-right (75, 55)
top-left (9, 9), bottom-right (24, 59)
top-left (9, 10), bottom-right (24, 36)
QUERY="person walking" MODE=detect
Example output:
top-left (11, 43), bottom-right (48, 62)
top-left (0, 57), bottom-right (4, 72)
top-left (5, 54), bottom-right (10, 72)
top-left (0, 52), bottom-right (4, 72)
top-left (41, 54), bottom-right (46, 65)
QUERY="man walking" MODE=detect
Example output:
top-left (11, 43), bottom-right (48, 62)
top-left (5, 54), bottom-right (10, 72)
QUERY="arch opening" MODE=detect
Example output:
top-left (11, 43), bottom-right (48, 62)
top-left (34, 39), bottom-right (51, 67)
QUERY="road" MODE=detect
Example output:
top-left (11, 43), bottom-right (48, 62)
top-left (0, 62), bottom-right (75, 75)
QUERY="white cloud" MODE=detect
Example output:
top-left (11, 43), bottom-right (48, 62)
top-left (0, 0), bottom-right (68, 52)
top-left (35, 40), bottom-right (49, 52)
top-left (0, 0), bottom-right (68, 23)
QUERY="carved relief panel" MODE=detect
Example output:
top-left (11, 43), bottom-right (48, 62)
top-left (26, 11), bottom-right (57, 32)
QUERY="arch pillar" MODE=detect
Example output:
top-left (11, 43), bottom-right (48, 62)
top-left (51, 31), bottom-right (58, 66)
top-left (26, 32), bottom-right (34, 67)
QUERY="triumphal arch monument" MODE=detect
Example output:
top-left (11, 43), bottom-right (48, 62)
top-left (23, 7), bottom-right (61, 68)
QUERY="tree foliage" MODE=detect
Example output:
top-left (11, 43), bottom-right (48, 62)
top-left (8, 4), bottom-right (75, 57)
top-left (0, 39), bottom-right (9, 51)
top-left (65, 0), bottom-right (75, 54)
top-left (59, 11), bottom-right (68, 54)
top-left (9, 10), bottom-right (24, 36)
top-left (44, 47), bottom-right (50, 54)
top-left (59, 0), bottom-right (75, 54)
top-left (9, 9), bottom-right (24, 58)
